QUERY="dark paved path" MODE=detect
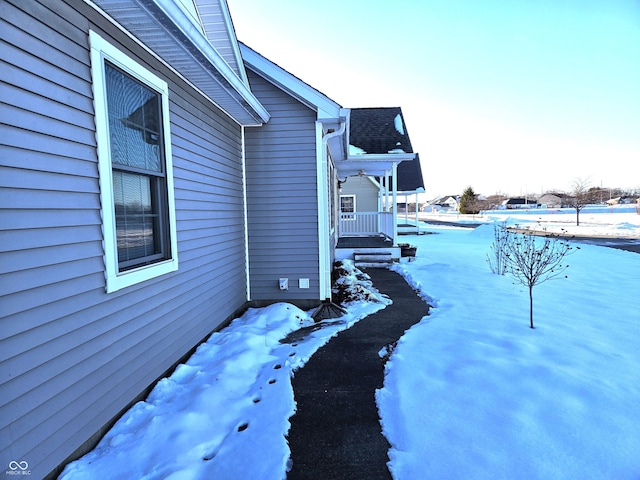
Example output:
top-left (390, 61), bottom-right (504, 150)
top-left (570, 237), bottom-right (640, 254)
top-left (287, 268), bottom-right (430, 480)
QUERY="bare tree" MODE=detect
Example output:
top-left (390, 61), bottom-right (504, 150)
top-left (503, 231), bottom-right (575, 329)
top-left (569, 177), bottom-right (592, 226)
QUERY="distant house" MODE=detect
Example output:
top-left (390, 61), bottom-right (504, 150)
top-left (429, 195), bottom-right (460, 212)
top-left (501, 197), bottom-right (538, 209)
top-left (607, 196), bottom-right (638, 205)
top-left (538, 193), bottom-right (572, 208)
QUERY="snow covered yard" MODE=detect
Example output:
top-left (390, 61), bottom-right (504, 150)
top-left (60, 215), bottom-right (640, 479)
top-left (381, 221), bottom-right (640, 479)
top-left (420, 204), bottom-right (640, 237)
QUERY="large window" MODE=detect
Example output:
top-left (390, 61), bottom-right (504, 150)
top-left (90, 31), bottom-right (178, 292)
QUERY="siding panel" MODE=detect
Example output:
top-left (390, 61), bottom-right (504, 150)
top-left (244, 70), bottom-right (320, 302)
top-left (341, 176), bottom-right (380, 212)
top-left (0, 1), bottom-right (250, 477)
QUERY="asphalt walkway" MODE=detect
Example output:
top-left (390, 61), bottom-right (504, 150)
top-left (286, 268), bottom-right (430, 480)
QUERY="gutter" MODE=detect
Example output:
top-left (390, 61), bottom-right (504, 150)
top-left (317, 117), bottom-right (347, 302)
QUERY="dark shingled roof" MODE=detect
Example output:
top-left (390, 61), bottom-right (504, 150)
top-left (349, 107), bottom-right (424, 192)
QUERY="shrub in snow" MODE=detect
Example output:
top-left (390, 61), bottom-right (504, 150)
top-left (331, 260), bottom-right (389, 305)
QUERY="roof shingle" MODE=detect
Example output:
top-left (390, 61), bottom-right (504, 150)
top-left (349, 107), bottom-right (424, 191)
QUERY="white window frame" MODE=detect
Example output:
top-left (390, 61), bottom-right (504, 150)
top-left (90, 31), bottom-right (178, 293)
top-left (340, 194), bottom-right (356, 215)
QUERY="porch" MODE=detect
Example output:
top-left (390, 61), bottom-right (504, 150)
top-left (338, 211), bottom-right (394, 238)
top-left (336, 212), bottom-right (400, 265)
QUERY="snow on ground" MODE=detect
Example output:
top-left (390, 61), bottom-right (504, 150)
top-left (61, 212), bottom-right (640, 479)
top-left (418, 205), bottom-right (640, 237)
top-left (381, 218), bottom-right (640, 479)
top-left (59, 264), bottom-right (389, 480)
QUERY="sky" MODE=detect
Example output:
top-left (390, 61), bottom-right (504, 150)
top-left (59, 209), bottom-right (640, 479)
top-left (227, 0), bottom-right (640, 198)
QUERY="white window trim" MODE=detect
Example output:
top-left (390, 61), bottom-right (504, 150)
top-left (90, 30), bottom-right (178, 293)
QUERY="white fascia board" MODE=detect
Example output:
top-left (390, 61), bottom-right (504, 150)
top-left (151, 0), bottom-right (269, 122)
top-left (398, 187), bottom-right (426, 195)
top-left (218, 0), bottom-right (250, 85)
top-left (240, 43), bottom-right (341, 119)
top-left (348, 153), bottom-right (417, 162)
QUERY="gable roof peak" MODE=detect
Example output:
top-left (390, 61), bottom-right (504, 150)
top-left (194, 0), bottom-right (250, 85)
top-left (239, 42), bottom-right (342, 118)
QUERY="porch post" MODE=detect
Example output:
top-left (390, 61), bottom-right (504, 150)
top-left (404, 194), bottom-right (408, 223)
top-left (378, 176), bottom-right (384, 233)
top-left (384, 171), bottom-right (390, 211)
top-left (392, 163), bottom-right (398, 245)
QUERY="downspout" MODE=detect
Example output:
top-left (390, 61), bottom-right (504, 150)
top-left (317, 118), bottom-right (346, 302)
top-left (241, 126), bottom-right (251, 301)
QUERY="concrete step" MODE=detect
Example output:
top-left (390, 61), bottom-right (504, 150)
top-left (354, 252), bottom-right (395, 268)
top-left (354, 252), bottom-right (393, 262)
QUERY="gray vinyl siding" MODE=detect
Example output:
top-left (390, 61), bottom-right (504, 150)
top-left (341, 176), bottom-right (380, 212)
top-left (244, 69), bottom-right (321, 303)
top-left (0, 1), bottom-right (248, 477)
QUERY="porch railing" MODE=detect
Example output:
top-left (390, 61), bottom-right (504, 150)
top-left (339, 212), bottom-right (394, 239)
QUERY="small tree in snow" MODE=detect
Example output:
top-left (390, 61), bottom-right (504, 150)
top-left (503, 230), bottom-right (575, 329)
top-left (569, 177), bottom-right (592, 226)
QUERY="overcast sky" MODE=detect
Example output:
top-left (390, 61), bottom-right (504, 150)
top-left (228, 0), bottom-right (640, 197)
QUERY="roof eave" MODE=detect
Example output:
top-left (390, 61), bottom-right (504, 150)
top-left (240, 43), bottom-right (342, 119)
top-left (89, 0), bottom-right (270, 126)
top-left (194, 0), bottom-right (251, 86)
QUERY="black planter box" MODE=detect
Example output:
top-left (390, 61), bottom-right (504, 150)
top-left (399, 243), bottom-right (417, 257)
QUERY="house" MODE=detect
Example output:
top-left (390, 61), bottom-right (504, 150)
top-left (428, 195), bottom-right (460, 212)
top-left (501, 197), bottom-right (538, 209)
top-left (338, 107), bottom-right (421, 243)
top-left (606, 196), bottom-right (638, 205)
top-left (0, 1), bottom-right (419, 477)
top-left (538, 193), bottom-right (572, 208)
top-left (0, 0), bottom-right (271, 478)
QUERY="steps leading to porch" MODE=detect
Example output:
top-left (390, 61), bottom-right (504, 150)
top-left (335, 235), bottom-right (401, 265)
top-left (336, 246), bottom-right (401, 264)
top-left (354, 251), bottom-right (395, 268)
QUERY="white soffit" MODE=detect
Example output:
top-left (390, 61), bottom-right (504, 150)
top-left (336, 153), bottom-right (416, 178)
